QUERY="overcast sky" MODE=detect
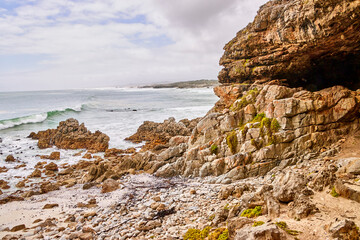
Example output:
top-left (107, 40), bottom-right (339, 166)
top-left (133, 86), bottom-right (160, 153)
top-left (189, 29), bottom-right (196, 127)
top-left (0, 0), bottom-right (267, 91)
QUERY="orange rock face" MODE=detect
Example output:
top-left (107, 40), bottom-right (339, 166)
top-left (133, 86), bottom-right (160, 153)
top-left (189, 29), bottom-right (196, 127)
top-left (29, 118), bottom-right (109, 152)
top-left (219, 0), bottom-right (360, 91)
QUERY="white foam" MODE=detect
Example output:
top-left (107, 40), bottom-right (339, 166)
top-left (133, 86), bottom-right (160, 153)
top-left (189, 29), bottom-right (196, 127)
top-left (0, 113), bottom-right (47, 130)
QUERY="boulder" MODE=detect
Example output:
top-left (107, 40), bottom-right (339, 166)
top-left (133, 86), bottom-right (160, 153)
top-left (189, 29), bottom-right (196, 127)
top-left (101, 179), bottom-right (119, 193)
top-left (234, 223), bottom-right (283, 240)
top-left (272, 171), bottom-right (307, 203)
top-left (328, 219), bottom-right (360, 240)
top-left (29, 118), bottom-right (109, 152)
top-left (334, 180), bottom-right (360, 203)
top-left (125, 117), bottom-right (199, 151)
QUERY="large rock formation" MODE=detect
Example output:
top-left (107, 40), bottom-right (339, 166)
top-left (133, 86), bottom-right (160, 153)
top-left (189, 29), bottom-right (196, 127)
top-left (219, 0), bottom-right (360, 91)
top-left (141, 84), bottom-right (360, 179)
top-left (29, 118), bottom-right (109, 152)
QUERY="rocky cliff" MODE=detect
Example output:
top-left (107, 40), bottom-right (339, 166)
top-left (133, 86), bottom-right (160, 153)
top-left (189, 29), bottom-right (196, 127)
top-left (2, 0), bottom-right (360, 239)
top-left (218, 0), bottom-right (360, 91)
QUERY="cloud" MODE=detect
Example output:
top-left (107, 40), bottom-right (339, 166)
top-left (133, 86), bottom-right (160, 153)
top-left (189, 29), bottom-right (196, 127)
top-left (0, 0), bottom-right (268, 91)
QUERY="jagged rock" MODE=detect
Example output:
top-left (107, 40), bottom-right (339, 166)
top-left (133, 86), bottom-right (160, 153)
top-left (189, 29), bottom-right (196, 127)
top-left (40, 151), bottom-right (60, 160)
top-left (29, 169), bottom-right (42, 178)
top-left (218, 0), bottom-right (360, 91)
top-left (308, 163), bottom-right (338, 191)
top-left (234, 223), bottom-right (283, 240)
top-left (16, 180), bottom-right (25, 188)
top-left (82, 162), bottom-right (108, 183)
top-left (29, 118), bottom-right (109, 152)
top-left (126, 117), bottom-right (199, 151)
top-left (288, 195), bottom-right (318, 219)
top-left (328, 219), bottom-right (360, 240)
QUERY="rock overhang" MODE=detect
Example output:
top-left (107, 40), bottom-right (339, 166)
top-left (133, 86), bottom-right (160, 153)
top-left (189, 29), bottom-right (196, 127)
top-left (218, 0), bottom-right (360, 91)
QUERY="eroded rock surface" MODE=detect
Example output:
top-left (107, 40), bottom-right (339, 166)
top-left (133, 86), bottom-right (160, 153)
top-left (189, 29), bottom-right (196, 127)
top-left (218, 0), bottom-right (360, 91)
top-left (29, 118), bottom-right (109, 152)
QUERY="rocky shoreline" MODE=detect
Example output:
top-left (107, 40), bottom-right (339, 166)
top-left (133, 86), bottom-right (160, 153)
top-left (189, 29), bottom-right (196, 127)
top-left (1, 0), bottom-right (360, 239)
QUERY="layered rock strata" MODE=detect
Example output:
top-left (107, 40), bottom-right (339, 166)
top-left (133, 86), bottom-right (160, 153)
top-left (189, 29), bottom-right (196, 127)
top-left (124, 84), bottom-right (360, 181)
top-left (218, 0), bottom-right (360, 91)
top-left (29, 118), bottom-right (109, 152)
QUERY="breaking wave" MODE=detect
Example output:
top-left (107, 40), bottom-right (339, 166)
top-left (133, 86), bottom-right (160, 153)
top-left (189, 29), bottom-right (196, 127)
top-left (0, 107), bottom-right (82, 130)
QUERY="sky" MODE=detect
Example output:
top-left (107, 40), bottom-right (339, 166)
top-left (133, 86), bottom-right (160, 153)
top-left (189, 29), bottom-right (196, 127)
top-left (0, 0), bottom-right (267, 91)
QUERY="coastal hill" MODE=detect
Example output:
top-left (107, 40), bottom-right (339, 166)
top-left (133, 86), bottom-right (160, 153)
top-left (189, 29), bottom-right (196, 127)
top-left (140, 79), bottom-right (219, 89)
top-left (1, 0), bottom-right (360, 239)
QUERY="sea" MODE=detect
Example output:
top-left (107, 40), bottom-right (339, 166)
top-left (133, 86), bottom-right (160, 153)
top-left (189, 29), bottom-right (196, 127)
top-left (0, 87), bottom-right (218, 191)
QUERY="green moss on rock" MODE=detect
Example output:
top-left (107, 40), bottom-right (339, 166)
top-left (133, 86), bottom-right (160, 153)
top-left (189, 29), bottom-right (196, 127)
top-left (210, 144), bottom-right (218, 155)
top-left (226, 131), bottom-right (238, 154)
top-left (270, 118), bottom-right (281, 132)
top-left (253, 221), bottom-right (265, 227)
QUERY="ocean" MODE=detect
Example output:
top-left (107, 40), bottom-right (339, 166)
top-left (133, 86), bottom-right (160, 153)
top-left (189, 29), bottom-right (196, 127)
top-left (0, 87), bottom-right (218, 191)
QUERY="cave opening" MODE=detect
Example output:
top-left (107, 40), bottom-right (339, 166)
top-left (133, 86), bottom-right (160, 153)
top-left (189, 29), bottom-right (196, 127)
top-left (288, 53), bottom-right (360, 92)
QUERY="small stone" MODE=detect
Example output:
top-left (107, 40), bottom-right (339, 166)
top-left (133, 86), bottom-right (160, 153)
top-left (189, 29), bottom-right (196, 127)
top-left (83, 182), bottom-right (96, 190)
top-left (83, 211), bottom-right (97, 218)
top-left (45, 162), bottom-right (58, 171)
top-left (33, 219), bottom-right (42, 223)
top-left (0, 179), bottom-right (10, 190)
top-left (5, 155), bottom-right (16, 162)
top-left (49, 151), bottom-right (61, 160)
top-left (190, 189), bottom-right (196, 195)
top-left (16, 180), bottom-right (26, 188)
top-left (152, 196), bottom-right (161, 202)
top-left (29, 169), bottom-right (42, 178)
top-left (82, 153), bottom-right (92, 159)
top-left (43, 203), bottom-right (59, 209)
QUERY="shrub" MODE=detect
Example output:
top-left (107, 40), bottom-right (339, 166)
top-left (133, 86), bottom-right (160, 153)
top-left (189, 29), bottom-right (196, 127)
top-left (330, 187), bottom-right (339, 197)
top-left (208, 228), bottom-right (228, 240)
top-left (218, 229), bottom-right (229, 240)
top-left (183, 229), bottom-right (201, 240)
top-left (241, 206), bottom-right (262, 218)
top-left (200, 226), bottom-right (211, 239)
